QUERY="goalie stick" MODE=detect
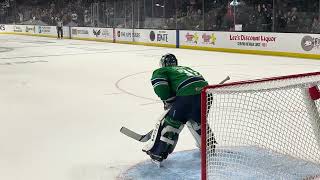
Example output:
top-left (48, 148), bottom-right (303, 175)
top-left (120, 127), bottom-right (153, 142)
top-left (120, 76), bottom-right (230, 142)
top-left (120, 109), bottom-right (169, 142)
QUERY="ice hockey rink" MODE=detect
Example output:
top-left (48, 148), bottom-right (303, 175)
top-left (1, 34), bottom-right (320, 180)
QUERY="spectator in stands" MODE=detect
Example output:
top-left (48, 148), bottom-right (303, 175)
top-left (276, 9), bottom-right (287, 32)
top-left (286, 7), bottom-right (299, 32)
top-left (298, 13), bottom-right (312, 33)
top-left (264, 4), bottom-right (273, 31)
top-left (84, 9), bottom-right (90, 26)
top-left (2, 0), bottom-right (319, 34)
top-left (256, 4), bottom-right (267, 31)
top-left (17, 7), bottom-right (24, 23)
top-left (311, 16), bottom-right (320, 33)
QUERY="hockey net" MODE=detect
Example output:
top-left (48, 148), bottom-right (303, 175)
top-left (201, 72), bottom-right (320, 180)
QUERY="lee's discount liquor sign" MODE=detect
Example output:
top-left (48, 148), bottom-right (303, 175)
top-left (180, 31), bottom-right (320, 55)
top-left (229, 34), bottom-right (277, 48)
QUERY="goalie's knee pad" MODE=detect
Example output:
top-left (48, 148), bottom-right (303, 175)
top-left (142, 116), bottom-right (184, 162)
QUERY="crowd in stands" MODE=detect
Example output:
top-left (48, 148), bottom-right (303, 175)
top-left (170, 0), bottom-right (319, 33)
top-left (12, 0), bottom-right (92, 26)
top-left (0, 0), bottom-right (319, 33)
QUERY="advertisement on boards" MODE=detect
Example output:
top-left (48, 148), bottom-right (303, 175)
top-left (180, 31), bottom-right (216, 47)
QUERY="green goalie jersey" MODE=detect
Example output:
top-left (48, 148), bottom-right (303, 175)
top-left (151, 66), bottom-right (208, 101)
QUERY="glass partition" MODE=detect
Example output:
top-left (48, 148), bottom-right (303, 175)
top-left (1, 0), bottom-right (319, 34)
top-left (203, 0), bottom-right (227, 31)
top-left (274, 0), bottom-right (320, 33)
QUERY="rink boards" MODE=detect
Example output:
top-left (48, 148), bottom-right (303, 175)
top-left (0, 24), bottom-right (320, 59)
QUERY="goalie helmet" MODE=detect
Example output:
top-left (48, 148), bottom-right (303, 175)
top-left (160, 53), bottom-right (178, 67)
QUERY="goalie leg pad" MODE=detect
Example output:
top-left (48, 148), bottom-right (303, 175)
top-left (186, 120), bottom-right (201, 148)
top-left (143, 116), bottom-right (184, 162)
top-left (187, 119), bottom-right (218, 152)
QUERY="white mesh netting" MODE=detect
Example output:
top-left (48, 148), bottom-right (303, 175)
top-left (204, 73), bottom-right (320, 180)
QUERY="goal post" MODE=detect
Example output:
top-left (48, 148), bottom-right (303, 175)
top-left (201, 72), bottom-right (320, 180)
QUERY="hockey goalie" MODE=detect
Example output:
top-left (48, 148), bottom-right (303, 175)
top-left (142, 53), bottom-right (210, 163)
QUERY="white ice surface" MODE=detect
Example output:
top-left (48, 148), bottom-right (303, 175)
top-left (0, 35), bottom-right (320, 180)
top-left (119, 147), bottom-right (320, 180)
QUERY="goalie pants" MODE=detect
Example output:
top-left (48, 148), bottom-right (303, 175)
top-left (167, 94), bottom-right (201, 124)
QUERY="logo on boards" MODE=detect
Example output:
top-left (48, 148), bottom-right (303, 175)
top-left (13, 26), bottom-right (22, 32)
top-left (72, 29), bottom-right (89, 35)
top-left (149, 31), bottom-right (168, 42)
top-left (202, 33), bottom-right (216, 45)
top-left (301, 35), bottom-right (320, 51)
top-left (25, 26), bottom-right (35, 33)
top-left (117, 31), bottom-right (140, 38)
top-left (93, 29), bottom-right (101, 37)
top-left (39, 26), bottom-right (51, 33)
top-left (0, 25), bottom-right (5, 31)
top-left (185, 32), bottom-right (199, 44)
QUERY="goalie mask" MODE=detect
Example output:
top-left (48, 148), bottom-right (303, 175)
top-left (160, 53), bottom-right (178, 67)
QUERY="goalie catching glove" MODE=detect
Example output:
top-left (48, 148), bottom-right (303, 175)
top-left (142, 116), bottom-right (184, 162)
